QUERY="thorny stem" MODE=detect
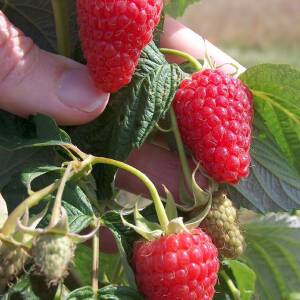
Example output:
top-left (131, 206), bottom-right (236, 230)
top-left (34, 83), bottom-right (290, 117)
top-left (51, 0), bottom-right (71, 57)
top-left (220, 270), bottom-right (241, 300)
top-left (160, 48), bottom-right (202, 72)
top-left (169, 107), bottom-right (193, 193)
top-left (49, 162), bottom-right (74, 228)
top-left (92, 223), bottom-right (100, 297)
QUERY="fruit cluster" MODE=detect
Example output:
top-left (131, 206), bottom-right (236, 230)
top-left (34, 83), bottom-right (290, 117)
top-left (76, 1), bottom-right (252, 300)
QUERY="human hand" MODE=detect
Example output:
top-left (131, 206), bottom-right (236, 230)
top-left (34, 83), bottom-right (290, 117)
top-left (0, 11), bottom-right (245, 252)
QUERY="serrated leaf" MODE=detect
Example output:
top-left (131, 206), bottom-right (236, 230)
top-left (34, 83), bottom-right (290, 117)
top-left (2, 274), bottom-right (39, 300)
top-left (102, 211), bottom-right (138, 289)
top-left (225, 260), bottom-right (256, 300)
top-left (242, 213), bottom-right (300, 300)
top-left (20, 165), bottom-right (62, 193)
top-left (70, 42), bottom-right (185, 200)
top-left (0, 112), bottom-right (70, 150)
top-left (228, 117), bottom-right (300, 212)
top-left (99, 285), bottom-right (143, 300)
top-left (240, 64), bottom-right (300, 174)
top-left (65, 286), bottom-right (94, 300)
top-left (0, 148), bottom-right (58, 211)
top-left (165, 0), bottom-right (201, 17)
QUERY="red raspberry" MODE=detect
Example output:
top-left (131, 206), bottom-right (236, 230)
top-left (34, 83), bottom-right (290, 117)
top-left (132, 228), bottom-right (219, 300)
top-left (77, 0), bottom-right (163, 93)
top-left (173, 69), bottom-right (253, 184)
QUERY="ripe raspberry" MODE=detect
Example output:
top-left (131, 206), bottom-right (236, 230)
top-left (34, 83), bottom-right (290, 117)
top-left (173, 69), bottom-right (253, 184)
top-left (132, 228), bottom-right (219, 300)
top-left (32, 234), bottom-right (75, 283)
top-left (201, 193), bottom-right (245, 259)
top-left (77, 0), bottom-right (163, 93)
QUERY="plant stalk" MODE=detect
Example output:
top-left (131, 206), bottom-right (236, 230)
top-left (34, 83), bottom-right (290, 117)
top-left (160, 48), bottom-right (202, 71)
top-left (1, 182), bottom-right (59, 235)
top-left (220, 270), bottom-right (241, 300)
top-left (49, 162), bottom-right (73, 227)
top-left (51, 0), bottom-right (71, 57)
top-left (170, 107), bottom-right (193, 193)
top-left (91, 157), bottom-right (169, 232)
top-left (92, 225), bottom-right (100, 298)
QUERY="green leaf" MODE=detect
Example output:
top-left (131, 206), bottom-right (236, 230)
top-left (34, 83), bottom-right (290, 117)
top-left (102, 211), bottom-right (138, 289)
top-left (65, 286), bottom-right (94, 300)
top-left (70, 42), bottom-right (185, 200)
top-left (0, 112), bottom-right (70, 150)
top-left (74, 245), bottom-right (127, 286)
top-left (165, 0), bottom-right (201, 17)
top-left (99, 285), bottom-right (143, 300)
top-left (240, 64), bottom-right (300, 174)
top-left (225, 260), bottom-right (256, 300)
top-left (0, 149), bottom-right (58, 211)
top-left (20, 165), bottom-right (62, 188)
top-left (242, 213), bottom-right (300, 300)
top-left (66, 285), bottom-right (143, 300)
top-left (2, 274), bottom-right (39, 300)
top-left (228, 117), bottom-right (300, 212)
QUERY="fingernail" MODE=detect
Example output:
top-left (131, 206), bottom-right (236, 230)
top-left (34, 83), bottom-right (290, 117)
top-left (57, 68), bottom-right (109, 113)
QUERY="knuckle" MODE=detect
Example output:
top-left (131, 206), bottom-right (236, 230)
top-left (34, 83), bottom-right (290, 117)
top-left (0, 11), bottom-right (36, 88)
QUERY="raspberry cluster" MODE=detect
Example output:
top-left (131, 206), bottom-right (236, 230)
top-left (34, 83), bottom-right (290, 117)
top-left (173, 69), bottom-right (253, 184)
top-left (77, 0), bottom-right (163, 93)
top-left (133, 228), bottom-right (219, 300)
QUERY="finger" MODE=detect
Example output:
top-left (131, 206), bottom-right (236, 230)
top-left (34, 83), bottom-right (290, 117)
top-left (0, 11), bottom-right (109, 126)
top-left (116, 143), bottom-right (207, 200)
top-left (161, 16), bottom-right (246, 76)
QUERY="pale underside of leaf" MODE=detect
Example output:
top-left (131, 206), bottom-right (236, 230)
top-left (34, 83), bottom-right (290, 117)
top-left (243, 213), bottom-right (300, 299)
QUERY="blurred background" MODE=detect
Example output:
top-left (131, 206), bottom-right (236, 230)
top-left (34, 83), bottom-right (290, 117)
top-left (179, 0), bottom-right (300, 68)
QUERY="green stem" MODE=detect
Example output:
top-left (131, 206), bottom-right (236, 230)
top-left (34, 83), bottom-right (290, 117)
top-left (51, 0), bottom-right (71, 57)
top-left (2, 153), bottom-right (168, 236)
top-left (160, 48), bottom-right (202, 71)
top-left (90, 157), bottom-right (169, 232)
top-left (49, 162), bottom-right (74, 227)
top-left (92, 225), bottom-right (100, 298)
top-left (220, 270), bottom-right (241, 300)
top-left (170, 107), bottom-right (193, 193)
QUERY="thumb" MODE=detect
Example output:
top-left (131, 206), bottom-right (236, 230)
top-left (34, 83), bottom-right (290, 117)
top-left (0, 11), bottom-right (109, 125)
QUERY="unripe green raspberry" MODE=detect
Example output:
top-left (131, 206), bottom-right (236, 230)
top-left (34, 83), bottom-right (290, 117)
top-left (201, 192), bottom-right (245, 259)
top-left (0, 240), bottom-right (29, 292)
top-left (32, 234), bottom-right (75, 283)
